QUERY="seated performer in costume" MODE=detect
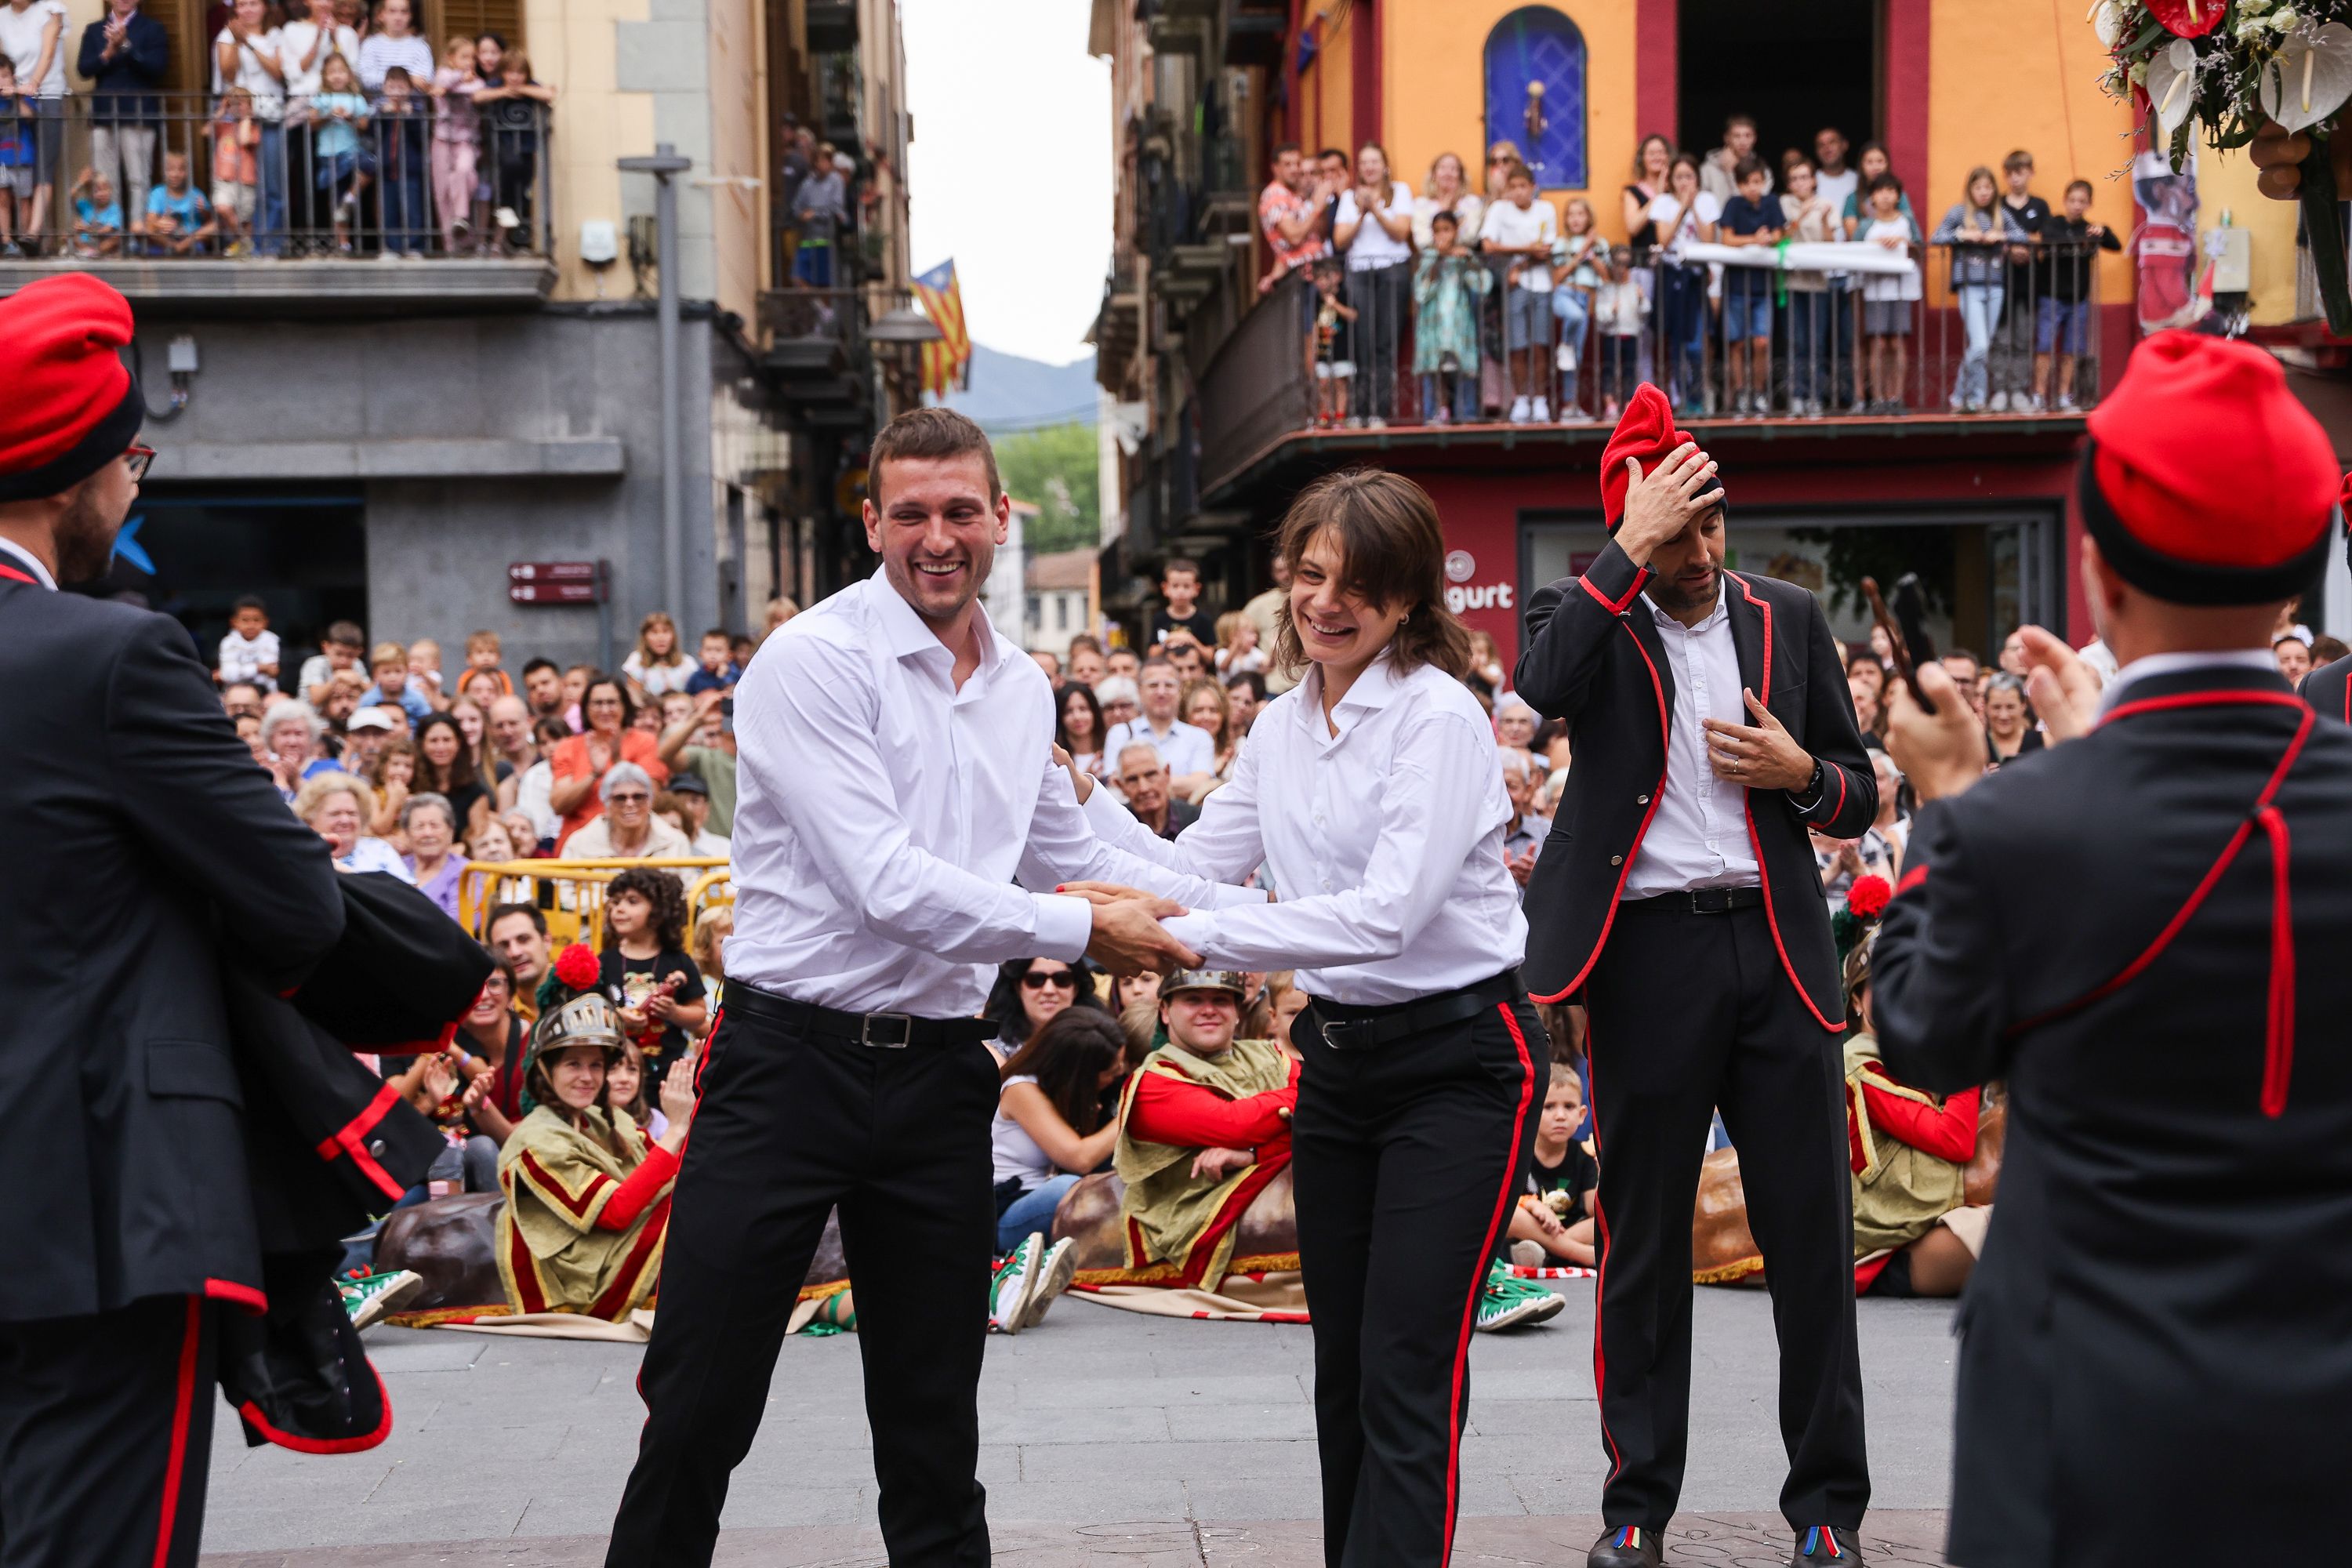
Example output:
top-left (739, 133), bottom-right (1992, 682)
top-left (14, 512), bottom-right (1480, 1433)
top-left (1842, 924), bottom-right (1984, 1298)
top-left (495, 971), bottom-right (698, 1320)
top-left (1114, 968), bottom-right (1301, 1290)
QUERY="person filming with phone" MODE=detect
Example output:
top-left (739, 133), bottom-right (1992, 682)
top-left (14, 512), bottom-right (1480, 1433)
top-left (1513, 383), bottom-right (1880, 1568)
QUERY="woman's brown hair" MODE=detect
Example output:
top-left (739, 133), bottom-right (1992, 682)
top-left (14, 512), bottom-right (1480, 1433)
top-left (1272, 468), bottom-right (1473, 680)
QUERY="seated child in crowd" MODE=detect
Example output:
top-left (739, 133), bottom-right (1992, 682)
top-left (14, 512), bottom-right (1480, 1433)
top-left (143, 151), bottom-right (216, 256)
top-left (598, 867), bottom-right (708, 1074)
top-left (71, 167), bottom-right (124, 259)
top-left (684, 627), bottom-right (742, 696)
top-left (1507, 1064), bottom-right (1599, 1269)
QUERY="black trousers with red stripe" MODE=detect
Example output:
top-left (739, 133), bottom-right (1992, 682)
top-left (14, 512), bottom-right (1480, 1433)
top-left (1582, 903), bottom-right (1869, 1533)
top-left (0, 1295), bottom-right (216, 1568)
top-left (1292, 982), bottom-right (1538, 1568)
top-left (604, 996), bottom-right (1000, 1568)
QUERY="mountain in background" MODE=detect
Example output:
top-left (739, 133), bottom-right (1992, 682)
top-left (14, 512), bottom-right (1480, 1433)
top-left (938, 342), bottom-right (1098, 432)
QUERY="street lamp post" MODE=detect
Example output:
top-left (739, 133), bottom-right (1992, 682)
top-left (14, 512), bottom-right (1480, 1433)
top-left (619, 144), bottom-right (695, 622)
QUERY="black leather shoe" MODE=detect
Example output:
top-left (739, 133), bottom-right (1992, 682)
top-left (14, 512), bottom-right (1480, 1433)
top-left (1588, 1524), bottom-right (1664, 1567)
top-left (1791, 1525), bottom-right (1866, 1565)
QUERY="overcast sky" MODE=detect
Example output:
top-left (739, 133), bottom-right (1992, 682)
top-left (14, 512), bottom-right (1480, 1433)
top-left (904, 0), bottom-right (1111, 367)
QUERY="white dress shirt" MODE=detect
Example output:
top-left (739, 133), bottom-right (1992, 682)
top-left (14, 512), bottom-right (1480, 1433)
top-left (1623, 586), bottom-right (1762, 898)
top-left (2098, 648), bottom-right (2279, 715)
top-left (726, 570), bottom-right (1261, 1016)
top-left (0, 537), bottom-right (56, 590)
top-left (1105, 715), bottom-right (1217, 778)
top-left (1084, 653), bottom-right (1527, 1006)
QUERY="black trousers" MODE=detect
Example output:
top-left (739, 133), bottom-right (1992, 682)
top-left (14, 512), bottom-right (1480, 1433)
top-left (0, 1295), bottom-right (216, 1568)
top-left (605, 995), bottom-right (1001, 1567)
top-left (1294, 984), bottom-right (1539, 1568)
top-left (1583, 902), bottom-right (1868, 1532)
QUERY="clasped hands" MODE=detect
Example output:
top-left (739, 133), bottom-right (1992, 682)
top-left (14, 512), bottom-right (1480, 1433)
top-left (1059, 879), bottom-right (1201, 976)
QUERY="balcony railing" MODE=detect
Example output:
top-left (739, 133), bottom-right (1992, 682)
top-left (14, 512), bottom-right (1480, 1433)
top-left (0, 91), bottom-right (553, 292)
top-left (1195, 240), bottom-right (2108, 495)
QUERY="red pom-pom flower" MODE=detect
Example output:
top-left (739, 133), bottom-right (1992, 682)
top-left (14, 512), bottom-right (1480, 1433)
top-left (554, 942), bottom-right (601, 989)
top-left (2146, 0), bottom-right (2223, 39)
top-left (1846, 874), bottom-right (1893, 920)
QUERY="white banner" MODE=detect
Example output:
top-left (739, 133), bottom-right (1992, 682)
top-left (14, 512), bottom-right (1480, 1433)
top-left (1675, 240), bottom-right (1918, 279)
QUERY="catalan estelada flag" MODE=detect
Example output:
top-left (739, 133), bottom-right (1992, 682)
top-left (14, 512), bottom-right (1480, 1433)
top-left (913, 258), bottom-right (971, 397)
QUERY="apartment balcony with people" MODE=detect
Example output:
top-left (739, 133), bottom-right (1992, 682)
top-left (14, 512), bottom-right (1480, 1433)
top-left (0, 91), bottom-right (557, 310)
top-left (1191, 233), bottom-right (2114, 510)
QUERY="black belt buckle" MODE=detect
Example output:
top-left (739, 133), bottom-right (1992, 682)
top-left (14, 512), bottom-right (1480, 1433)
top-left (860, 1012), bottom-right (913, 1049)
top-left (1690, 887), bottom-right (1739, 915)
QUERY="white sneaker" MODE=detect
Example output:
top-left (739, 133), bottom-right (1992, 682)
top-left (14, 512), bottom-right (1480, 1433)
top-left (1988, 391), bottom-right (2010, 413)
top-left (1020, 1236), bottom-right (1080, 1330)
top-left (1508, 396), bottom-right (1532, 423)
top-left (1531, 397), bottom-right (1551, 422)
top-left (2023, 394), bottom-right (2045, 413)
top-left (1555, 343), bottom-right (1577, 371)
top-left (990, 1234), bottom-right (1045, 1334)
top-left (2054, 394), bottom-right (2078, 412)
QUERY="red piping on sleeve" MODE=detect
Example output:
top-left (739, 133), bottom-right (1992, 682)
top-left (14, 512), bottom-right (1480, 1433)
top-left (1896, 864), bottom-right (1929, 896)
top-left (1581, 565), bottom-right (1648, 617)
top-left (238, 1361), bottom-right (394, 1455)
top-left (1531, 624), bottom-right (1668, 1004)
top-left (2256, 806), bottom-right (2295, 1117)
top-left (204, 1278), bottom-right (269, 1315)
top-left (314, 1081), bottom-right (407, 1201)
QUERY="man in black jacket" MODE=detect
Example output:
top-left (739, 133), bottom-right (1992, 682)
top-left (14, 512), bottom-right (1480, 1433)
top-left (1877, 331), bottom-right (2352, 1568)
top-left (1515, 384), bottom-right (1878, 1568)
top-left (0, 275), bottom-right (348, 1568)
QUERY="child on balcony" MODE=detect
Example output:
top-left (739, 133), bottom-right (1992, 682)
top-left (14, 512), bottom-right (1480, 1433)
top-left (1591, 245), bottom-right (1648, 420)
top-left (143, 150), bottom-right (217, 256)
top-left (1548, 195), bottom-right (1602, 421)
top-left (1478, 161), bottom-right (1557, 423)
top-left (1859, 172), bottom-right (1922, 415)
top-left (311, 51), bottom-right (372, 254)
top-left (373, 64), bottom-right (430, 255)
top-left (1309, 256), bottom-right (1357, 427)
top-left (1410, 207), bottom-right (1488, 424)
top-left (70, 166), bottom-right (123, 258)
top-left (1780, 158), bottom-right (1838, 418)
top-left (429, 33), bottom-right (479, 252)
top-left (2034, 180), bottom-right (2118, 413)
top-left (0, 60), bottom-right (32, 259)
top-left (1715, 158), bottom-right (1782, 416)
top-left (1932, 165), bottom-right (2026, 413)
top-left (209, 85), bottom-right (261, 256)
top-left (474, 45), bottom-right (551, 252)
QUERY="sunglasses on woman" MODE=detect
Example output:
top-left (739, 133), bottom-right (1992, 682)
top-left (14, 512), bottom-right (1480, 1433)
top-left (1021, 969), bottom-right (1077, 990)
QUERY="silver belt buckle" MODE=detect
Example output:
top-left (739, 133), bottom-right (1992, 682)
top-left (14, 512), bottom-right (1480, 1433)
top-left (861, 1012), bottom-right (913, 1048)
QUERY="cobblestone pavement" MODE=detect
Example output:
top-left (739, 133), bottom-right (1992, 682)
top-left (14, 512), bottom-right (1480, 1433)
top-left (201, 1283), bottom-right (1962, 1565)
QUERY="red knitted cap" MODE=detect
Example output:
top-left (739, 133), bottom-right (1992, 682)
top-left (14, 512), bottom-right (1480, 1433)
top-left (0, 275), bottom-right (142, 503)
top-left (2081, 332), bottom-right (2336, 602)
top-left (1599, 383), bottom-right (1711, 528)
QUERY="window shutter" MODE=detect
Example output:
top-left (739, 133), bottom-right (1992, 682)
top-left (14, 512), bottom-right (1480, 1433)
top-left (432, 0), bottom-right (526, 49)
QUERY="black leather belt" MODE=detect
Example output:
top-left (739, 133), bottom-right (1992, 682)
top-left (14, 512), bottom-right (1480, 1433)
top-left (1618, 885), bottom-right (1765, 917)
top-left (723, 978), bottom-right (999, 1049)
top-left (1309, 970), bottom-right (1521, 1052)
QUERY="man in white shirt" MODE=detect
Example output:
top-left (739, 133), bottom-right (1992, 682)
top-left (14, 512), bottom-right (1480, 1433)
top-left (1104, 655), bottom-right (1217, 782)
top-left (607, 408), bottom-right (1245, 1568)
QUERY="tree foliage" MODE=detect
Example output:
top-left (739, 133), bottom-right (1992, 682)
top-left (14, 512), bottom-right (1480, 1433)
top-left (996, 422), bottom-right (1100, 558)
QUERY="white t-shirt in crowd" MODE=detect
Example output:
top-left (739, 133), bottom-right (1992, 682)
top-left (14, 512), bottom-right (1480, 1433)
top-left (622, 651), bottom-right (698, 698)
top-left (278, 20), bottom-right (359, 100)
top-left (354, 31), bottom-right (432, 93)
top-left (339, 835), bottom-right (414, 881)
top-left (1649, 190), bottom-right (1723, 255)
top-left (1478, 198), bottom-right (1559, 292)
top-left (0, 1), bottom-right (67, 94)
top-left (1813, 166), bottom-right (1860, 223)
top-left (990, 1073), bottom-right (1054, 1190)
top-left (219, 629), bottom-right (281, 689)
top-left (214, 24), bottom-right (285, 114)
top-left (1861, 216), bottom-right (1923, 301)
top-left (514, 758), bottom-right (557, 844)
top-left (1334, 179), bottom-right (1415, 270)
top-left (1410, 192), bottom-right (1484, 252)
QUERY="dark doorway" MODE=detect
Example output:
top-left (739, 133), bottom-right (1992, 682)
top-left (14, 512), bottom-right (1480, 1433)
top-left (74, 488), bottom-right (368, 678)
top-left (1677, 0), bottom-right (1875, 171)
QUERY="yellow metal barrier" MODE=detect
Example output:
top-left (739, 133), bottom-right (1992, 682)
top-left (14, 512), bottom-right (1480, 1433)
top-left (456, 857), bottom-right (731, 954)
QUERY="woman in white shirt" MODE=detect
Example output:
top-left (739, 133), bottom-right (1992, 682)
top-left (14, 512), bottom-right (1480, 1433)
top-left (294, 771), bottom-right (415, 881)
top-left (1410, 150), bottom-right (1483, 252)
top-left (214, 0), bottom-right (285, 250)
top-left (1066, 469), bottom-right (1541, 1565)
top-left (1333, 143), bottom-right (1415, 427)
top-left (1647, 152), bottom-right (1720, 413)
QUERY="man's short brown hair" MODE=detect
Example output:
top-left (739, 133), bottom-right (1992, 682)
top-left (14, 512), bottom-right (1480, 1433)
top-left (869, 406), bottom-right (1000, 506)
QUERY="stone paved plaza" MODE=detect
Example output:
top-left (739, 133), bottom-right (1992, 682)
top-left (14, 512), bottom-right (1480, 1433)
top-left (202, 1283), bottom-right (1962, 1566)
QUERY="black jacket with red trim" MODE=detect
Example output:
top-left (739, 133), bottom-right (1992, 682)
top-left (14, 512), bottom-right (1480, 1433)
top-left (1871, 663), bottom-right (2352, 1568)
top-left (2301, 652), bottom-right (2350, 724)
top-left (1512, 539), bottom-right (1876, 1020)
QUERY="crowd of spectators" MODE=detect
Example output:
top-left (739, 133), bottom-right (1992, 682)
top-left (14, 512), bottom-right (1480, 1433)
top-left (1256, 121), bottom-right (2120, 427)
top-left (0, 0), bottom-right (554, 260)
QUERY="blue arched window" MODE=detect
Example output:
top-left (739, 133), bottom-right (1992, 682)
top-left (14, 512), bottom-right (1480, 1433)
top-left (1484, 7), bottom-right (1587, 189)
